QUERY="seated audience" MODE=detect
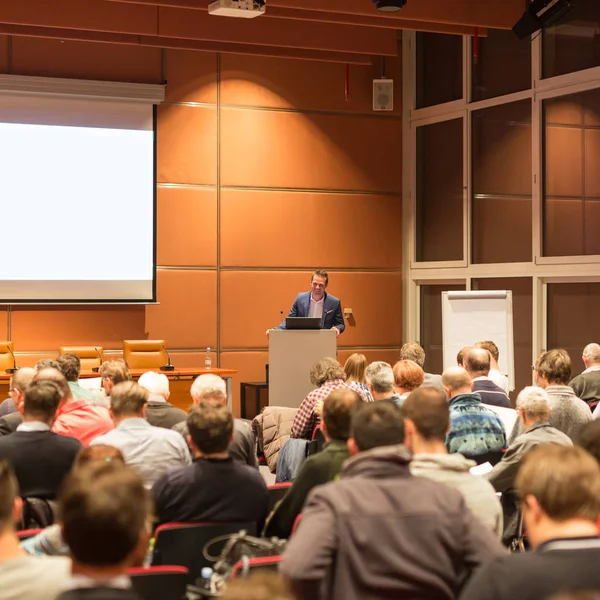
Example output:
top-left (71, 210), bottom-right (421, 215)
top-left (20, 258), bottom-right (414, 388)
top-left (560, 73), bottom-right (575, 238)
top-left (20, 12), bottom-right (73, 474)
top-left (461, 445), bottom-right (600, 600)
top-left (364, 361), bottom-right (401, 403)
top-left (343, 353), bottom-right (373, 401)
top-left (173, 374), bottom-right (257, 467)
top-left (56, 354), bottom-right (99, 403)
top-left (137, 371), bottom-right (186, 429)
top-left (0, 380), bottom-right (81, 499)
top-left (392, 359), bottom-right (424, 407)
top-left (457, 346), bottom-right (470, 368)
top-left (56, 461), bottom-right (150, 600)
top-left (0, 368), bottom-right (36, 436)
top-left (153, 402), bottom-right (268, 528)
top-left (281, 401), bottom-right (505, 600)
top-left (486, 386), bottom-right (572, 541)
top-left (464, 347), bottom-right (511, 408)
top-left (291, 357), bottom-right (368, 440)
top-left (442, 366), bottom-right (507, 459)
top-left (475, 340), bottom-right (510, 394)
top-left (264, 388), bottom-right (360, 539)
top-left (577, 420), bottom-right (600, 464)
top-left (97, 359), bottom-right (131, 408)
top-left (399, 341), bottom-right (443, 390)
top-left (569, 343), bottom-right (600, 408)
top-left (404, 387), bottom-right (503, 537)
top-left (0, 460), bottom-right (71, 600)
top-left (36, 368), bottom-right (113, 447)
top-left (91, 381), bottom-right (190, 488)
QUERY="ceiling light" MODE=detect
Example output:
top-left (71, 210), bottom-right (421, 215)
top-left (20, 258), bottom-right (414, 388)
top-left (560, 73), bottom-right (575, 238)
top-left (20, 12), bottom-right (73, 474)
top-left (373, 0), bottom-right (407, 12)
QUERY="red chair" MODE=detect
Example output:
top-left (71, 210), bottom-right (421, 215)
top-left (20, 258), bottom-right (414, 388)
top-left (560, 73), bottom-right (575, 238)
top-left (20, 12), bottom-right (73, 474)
top-left (151, 522), bottom-right (256, 582)
top-left (16, 528), bottom-right (43, 541)
top-left (291, 513), bottom-right (303, 535)
top-left (267, 483), bottom-right (292, 512)
top-left (231, 556), bottom-right (282, 578)
top-left (128, 566), bottom-right (188, 600)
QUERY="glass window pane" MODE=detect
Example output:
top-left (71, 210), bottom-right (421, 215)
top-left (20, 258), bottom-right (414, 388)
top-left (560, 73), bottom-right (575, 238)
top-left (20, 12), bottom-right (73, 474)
top-left (543, 0), bottom-right (600, 79)
top-left (416, 118), bottom-right (463, 262)
top-left (471, 29), bottom-right (531, 102)
top-left (420, 283), bottom-right (466, 377)
top-left (472, 101), bottom-right (532, 264)
top-left (416, 32), bottom-right (462, 109)
top-left (543, 88), bottom-right (600, 257)
top-left (547, 282), bottom-right (600, 377)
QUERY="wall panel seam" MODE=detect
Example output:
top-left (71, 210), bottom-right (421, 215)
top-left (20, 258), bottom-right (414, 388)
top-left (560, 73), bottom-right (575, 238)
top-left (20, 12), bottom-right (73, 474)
top-left (219, 346), bottom-right (402, 353)
top-left (220, 185), bottom-right (401, 196)
top-left (219, 267), bottom-right (402, 273)
top-left (158, 183), bottom-right (217, 190)
top-left (220, 104), bottom-right (402, 120)
top-left (216, 51), bottom-right (222, 367)
top-left (157, 266), bottom-right (217, 270)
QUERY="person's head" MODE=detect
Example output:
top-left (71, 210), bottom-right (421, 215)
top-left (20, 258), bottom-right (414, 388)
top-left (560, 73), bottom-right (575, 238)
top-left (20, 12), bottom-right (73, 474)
top-left (190, 374), bottom-right (226, 405)
top-left (441, 366), bottom-right (473, 399)
top-left (56, 353), bottom-right (81, 382)
top-left (109, 381), bottom-right (149, 423)
top-left (463, 347), bottom-right (491, 379)
top-left (515, 386), bottom-right (551, 428)
top-left (22, 379), bottom-right (63, 425)
top-left (456, 347), bottom-right (471, 368)
top-left (187, 401), bottom-right (233, 457)
top-left (402, 387), bottom-right (450, 452)
top-left (516, 445), bottom-right (600, 549)
top-left (348, 400), bottom-right (404, 455)
top-left (8, 367), bottom-right (36, 414)
top-left (576, 420), bottom-right (600, 466)
top-left (399, 342), bottom-right (425, 369)
top-left (34, 358), bottom-right (60, 371)
top-left (392, 360), bottom-right (424, 394)
top-left (33, 368), bottom-right (72, 404)
top-left (475, 340), bottom-right (500, 367)
top-left (321, 388), bottom-right (361, 442)
top-left (309, 357), bottom-right (344, 387)
top-left (138, 371), bottom-right (170, 400)
top-left (534, 349), bottom-right (572, 387)
top-left (310, 269), bottom-right (328, 300)
top-left (98, 359), bottom-right (131, 396)
top-left (74, 445), bottom-right (125, 471)
top-left (0, 459), bottom-right (21, 534)
top-left (364, 361), bottom-right (394, 397)
top-left (343, 353), bottom-right (368, 384)
top-left (59, 461), bottom-right (151, 571)
top-left (582, 343), bottom-right (600, 369)
top-left (221, 573), bottom-right (295, 600)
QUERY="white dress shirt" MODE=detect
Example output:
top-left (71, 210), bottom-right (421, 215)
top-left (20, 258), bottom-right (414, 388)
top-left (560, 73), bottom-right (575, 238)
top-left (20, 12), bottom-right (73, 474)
top-left (307, 295), bottom-right (324, 319)
top-left (16, 421), bottom-right (50, 433)
top-left (488, 369), bottom-right (511, 394)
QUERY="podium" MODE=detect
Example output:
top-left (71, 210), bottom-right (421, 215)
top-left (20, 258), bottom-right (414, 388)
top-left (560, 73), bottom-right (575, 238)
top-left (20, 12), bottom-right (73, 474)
top-left (268, 329), bottom-right (337, 409)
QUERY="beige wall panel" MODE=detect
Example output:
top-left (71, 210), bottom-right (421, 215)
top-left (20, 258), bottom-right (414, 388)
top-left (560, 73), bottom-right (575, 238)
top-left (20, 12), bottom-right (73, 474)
top-left (545, 199), bottom-right (583, 257)
top-left (164, 49), bottom-right (217, 104)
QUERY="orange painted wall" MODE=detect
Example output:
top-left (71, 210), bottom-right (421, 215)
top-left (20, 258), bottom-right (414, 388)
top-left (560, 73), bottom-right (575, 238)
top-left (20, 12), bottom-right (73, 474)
top-left (0, 37), bottom-right (403, 415)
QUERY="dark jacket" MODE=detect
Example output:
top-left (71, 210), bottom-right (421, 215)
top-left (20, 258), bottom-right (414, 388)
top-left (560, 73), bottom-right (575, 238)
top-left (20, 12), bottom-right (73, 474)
top-left (264, 439), bottom-right (349, 539)
top-left (0, 411), bottom-right (23, 436)
top-left (569, 370), bottom-right (600, 407)
top-left (276, 291), bottom-right (345, 333)
top-left (472, 379), bottom-right (511, 408)
top-left (58, 588), bottom-right (141, 600)
top-left (145, 400), bottom-right (187, 430)
top-left (281, 445), bottom-right (505, 600)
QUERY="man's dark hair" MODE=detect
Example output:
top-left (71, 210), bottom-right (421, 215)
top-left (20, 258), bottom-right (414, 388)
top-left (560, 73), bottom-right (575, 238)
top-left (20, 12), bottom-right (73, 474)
top-left (188, 401), bottom-right (233, 455)
top-left (34, 358), bottom-right (60, 371)
top-left (577, 420), bottom-right (600, 466)
top-left (323, 388), bottom-right (362, 441)
top-left (0, 459), bottom-right (18, 527)
top-left (312, 269), bottom-right (328, 287)
top-left (23, 380), bottom-right (63, 423)
top-left (351, 400), bottom-right (404, 452)
top-left (59, 462), bottom-right (150, 567)
top-left (402, 388), bottom-right (449, 442)
top-left (464, 347), bottom-right (490, 377)
top-left (535, 349), bottom-right (572, 385)
top-left (56, 353), bottom-right (81, 382)
top-left (34, 368), bottom-right (71, 399)
top-left (110, 381), bottom-right (148, 418)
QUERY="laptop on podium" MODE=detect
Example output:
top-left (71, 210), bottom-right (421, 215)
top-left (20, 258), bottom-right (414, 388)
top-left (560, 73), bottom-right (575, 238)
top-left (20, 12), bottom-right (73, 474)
top-left (286, 317), bottom-right (321, 330)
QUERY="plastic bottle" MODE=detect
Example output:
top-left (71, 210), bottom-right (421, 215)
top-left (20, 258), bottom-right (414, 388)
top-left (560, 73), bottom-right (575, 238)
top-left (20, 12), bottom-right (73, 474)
top-left (205, 347), bottom-right (212, 370)
top-left (199, 566), bottom-right (214, 597)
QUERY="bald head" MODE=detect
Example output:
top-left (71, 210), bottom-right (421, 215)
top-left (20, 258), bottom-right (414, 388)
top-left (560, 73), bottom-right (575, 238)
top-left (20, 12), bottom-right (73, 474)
top-left (464, 347), bottom-right (491, 379)
top-left (442, 366), bottom-right (473, 398)
top-left (10, 367), bottom-right (36, 393)
top-left (34, 367), bottom-right (72, 401)
top-left (583, 343), bottom-right (600, 367)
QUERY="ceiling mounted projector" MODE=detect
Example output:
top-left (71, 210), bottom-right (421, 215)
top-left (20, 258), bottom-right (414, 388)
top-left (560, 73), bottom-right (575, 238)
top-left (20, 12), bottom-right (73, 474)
top-left (208, 0), bottom-right (266, 18)
top-left (512, 0), bottom-right (572, 39)
top-left (373, 0), bottom-right (407, 12)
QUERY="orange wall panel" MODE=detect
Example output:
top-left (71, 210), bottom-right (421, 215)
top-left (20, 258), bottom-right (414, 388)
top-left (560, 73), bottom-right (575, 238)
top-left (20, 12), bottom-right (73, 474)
top-left (164, 49), bottom-right (217, 104)
top-left (11, 37), bottom-right (162, 83)
top-left (14, 352), bottom-right (59, 368)
top-left (221, 109), bottom-right (402, 192)
top-left (220, 190), bottom-right (402, 268)
top-left (146, 270), bottom-right (217, 349)
top-left (158, 187), bottom-right (217, 267)
top-left (337, 348), bottom-right (401, 369)
top-left (157, 104), bottom-right (217, 185)
top-left (0, 309), bottom-right (7, 340)
top-left (11, 306), bottom-right (146, 351)
top-left (220, 351), bottom-right (268, 417)
top-left (169, 350), bottom-right (217, 369)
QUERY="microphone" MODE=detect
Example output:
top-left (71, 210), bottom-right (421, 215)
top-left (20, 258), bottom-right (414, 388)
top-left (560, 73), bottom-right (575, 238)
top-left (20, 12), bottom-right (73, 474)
top-left (160, 344), bottom-right (175, 372)
top-left (5, 345), bottom-right (18, 375)
top-left (92, 347), bottom-right (103, 373)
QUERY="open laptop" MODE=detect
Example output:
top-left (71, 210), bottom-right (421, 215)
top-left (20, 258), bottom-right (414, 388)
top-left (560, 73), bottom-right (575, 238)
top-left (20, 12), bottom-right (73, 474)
top-left (286, 317), bottom-right (321, 330)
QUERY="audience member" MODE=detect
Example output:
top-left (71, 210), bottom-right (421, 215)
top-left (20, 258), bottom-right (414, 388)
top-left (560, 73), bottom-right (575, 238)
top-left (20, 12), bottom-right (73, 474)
top-left (0, 368), bottom-right (36, 435)
top-left (461, 445), bottom-right (600, 600)
top-left (56, 461), bottom-right (150, 600)
top-left (221, 573), bottom-right (296, 600)
top-left (36, 368), bottom-right (113, 447)
top-left (343, 353), bottom-right (373, 401)
top-left (486, 386), bottom-right (572, 541)
top-left (569, 343), bottom-right (600, 408)
top-left (173, 374), bottom-right (257, 467)
top-left (475, 340), bottom-right (510, 394)
top-left (0, 380), bottom-right (81, 499)
top-left (153, 402), bottom-right (268, 528)
top-left (0, 459), bottom-right (71, 600)
top-left (137, 371), bottom-right (186, 429)
top-left (404, 387), bottom-right (503, 537)
top-left (281, 400), bottom-right (505, 600)
top-left (442, 366), bottom-right (507, 459)
top-left (56, 354), bottom-right (99, 403)
top-left (457, 346), bottom-right (470, 368)
top-left (364, 361), bottom-right (401, 403)
top-left (35, 359), bottom-right (61, 371)
top-left (399, 341), bottom-right (443, 390)
top-left (392, 359), bottom-right (425, 407)
top-left (577, 420), bottom-right (600, 465)
top-left (264, 388), bottom-right (360, 539)
top-left (98, 359), bottom-right (131, 407)
top-left (91, 382), bottom-right (190, 488)
top-left (291, 357), bottom-right (367, 439)
top-left (464, 348), bottom-right (511, 408)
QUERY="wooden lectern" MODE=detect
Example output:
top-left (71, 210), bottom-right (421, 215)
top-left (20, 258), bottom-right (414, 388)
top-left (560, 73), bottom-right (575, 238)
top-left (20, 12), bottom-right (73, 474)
top-left (268, 329), bottom-right (337, 409)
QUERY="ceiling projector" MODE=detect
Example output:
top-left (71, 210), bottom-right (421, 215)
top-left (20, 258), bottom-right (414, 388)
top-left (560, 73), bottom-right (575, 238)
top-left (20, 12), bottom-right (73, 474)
top-left (208, 0), bottom-right (266, 18)
top-left (373, 0), bottom-right (407, 12)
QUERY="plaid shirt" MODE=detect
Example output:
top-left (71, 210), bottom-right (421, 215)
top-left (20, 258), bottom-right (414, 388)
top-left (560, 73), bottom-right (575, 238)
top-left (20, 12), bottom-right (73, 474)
top-left (291, 379), bottom-right (369, 439)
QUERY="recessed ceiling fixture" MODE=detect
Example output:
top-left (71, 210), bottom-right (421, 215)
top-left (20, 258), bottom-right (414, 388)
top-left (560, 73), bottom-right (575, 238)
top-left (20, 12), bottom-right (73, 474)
top-left (373, 0), bottom-right (407, 13)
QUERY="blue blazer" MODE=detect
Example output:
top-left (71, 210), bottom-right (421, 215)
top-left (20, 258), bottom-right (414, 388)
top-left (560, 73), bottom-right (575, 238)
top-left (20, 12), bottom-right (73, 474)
top-left (277, 291), bottom-right (345, 333)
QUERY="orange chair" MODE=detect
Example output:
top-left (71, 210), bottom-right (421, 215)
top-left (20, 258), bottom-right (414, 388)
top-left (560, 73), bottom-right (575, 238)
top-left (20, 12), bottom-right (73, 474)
top-left (267, 483), bottom-right (292, 513)
top-left (0, 342), bottom-right (16, 373)
top-left (59, 346), bottom-right (104, 371)
top-left (123, 340), bottom-right (167, 370)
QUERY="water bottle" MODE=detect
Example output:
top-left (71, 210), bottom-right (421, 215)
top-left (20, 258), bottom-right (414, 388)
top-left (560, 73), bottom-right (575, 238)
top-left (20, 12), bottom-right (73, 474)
top-left (199, 566), bottom-right (214, 598)
top-left (205, 347), bottom-right (212, 370)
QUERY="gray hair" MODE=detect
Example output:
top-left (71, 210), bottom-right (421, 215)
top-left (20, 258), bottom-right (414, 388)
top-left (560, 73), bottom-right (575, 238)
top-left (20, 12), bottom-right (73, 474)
top-left (191, 374), bottom-right (226, 403)
top-left (138, 371), bottom-right (169, 398)
top-left (399, 342), bottom-right (425, 369)
top-left (583, 343), bottom-right (600, 363)
top-left (516, 386), bottom-right (550, 419)
top-left (364, 361), bottom-right (394, 393)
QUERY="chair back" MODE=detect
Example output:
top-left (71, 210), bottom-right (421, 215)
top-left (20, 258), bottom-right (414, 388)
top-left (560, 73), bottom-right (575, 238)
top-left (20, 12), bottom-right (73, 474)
top-left (231, 556), bottom-right (281, 579)
top-left (0, 342), bottom-right (15, 372)
top-left (59, 346), bottom-right (104, 371)
top-left (16, 528), bottom-right (43, 541)
top-left (128, 566), bottom-right (188, 600)
top-left (123, 340), bottom-right (167, 370)
top-left (152, 522), bottom-right (256, 582)
top-left (267, 483), bottom-right (292, 513)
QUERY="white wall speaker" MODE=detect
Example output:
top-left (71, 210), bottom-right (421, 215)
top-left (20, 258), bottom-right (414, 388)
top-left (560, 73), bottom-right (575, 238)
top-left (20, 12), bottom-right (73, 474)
top-left (373, 78), bottom-right (394, 111)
